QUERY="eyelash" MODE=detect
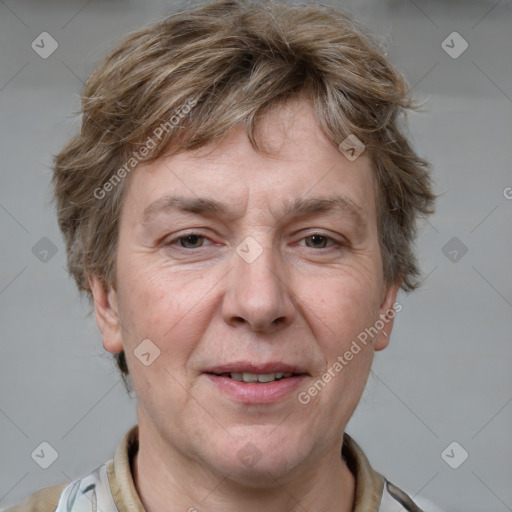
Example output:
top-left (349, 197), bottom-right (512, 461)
top-left (165, 232), bottom-right (346, 251)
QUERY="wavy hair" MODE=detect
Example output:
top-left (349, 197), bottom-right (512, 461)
top-left (52, 0), bottom-right (436, 386)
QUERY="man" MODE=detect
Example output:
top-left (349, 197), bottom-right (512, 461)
top-left (7, 0), bottom-right (438, 510)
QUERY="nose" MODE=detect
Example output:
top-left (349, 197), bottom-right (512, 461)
top-left (221, 242), bottom-right (295, 333)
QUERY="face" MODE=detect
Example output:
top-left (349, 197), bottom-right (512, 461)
top-left (90, 99), bottom-right (400, 486)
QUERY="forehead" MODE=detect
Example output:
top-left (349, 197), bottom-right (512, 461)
top-left (123, 100), bottom-right (377, 226)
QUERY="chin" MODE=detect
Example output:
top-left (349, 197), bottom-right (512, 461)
top-left (207, 433), bottom-right (309, 486)
top-left (224, 457), bottom-right (300, 488)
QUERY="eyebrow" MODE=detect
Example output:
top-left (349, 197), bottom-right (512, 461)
top-left (141, 194), bottom-right (368, 230)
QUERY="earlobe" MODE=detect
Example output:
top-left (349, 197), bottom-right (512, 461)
top-left (374, 279), bottom-right (401, 351)
top-left (88, 273), bottom-right (124, 354)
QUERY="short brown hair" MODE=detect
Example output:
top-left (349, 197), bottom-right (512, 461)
top-left (52, 0), bottom-right (436, 384)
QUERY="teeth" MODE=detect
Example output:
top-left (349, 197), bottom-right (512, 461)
top-left (228, 372), bottom-right (293, 383)
top-left (257, 373), bottom-right (276, 383)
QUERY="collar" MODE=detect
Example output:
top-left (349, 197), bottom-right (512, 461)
top-left (106, 424), bottom-right (385, 512)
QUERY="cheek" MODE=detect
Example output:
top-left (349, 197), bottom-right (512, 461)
top-left (115, 256), bottom-right (214, 359)
top-left (301, 267), bottom-right (380, 345)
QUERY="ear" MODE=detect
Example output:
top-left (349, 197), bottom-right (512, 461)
top-left (374, 278), bottom-right (402, 352)
top-left (88, 273), bottom-right (123, 354)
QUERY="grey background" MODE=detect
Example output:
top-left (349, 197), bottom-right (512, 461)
top-left (1, 0), bottom-right (511, 510)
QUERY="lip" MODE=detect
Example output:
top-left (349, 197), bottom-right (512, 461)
top-left (205, 374), bottom-right (307, 404)
top-left (202, 361), bottom-right (309, 405)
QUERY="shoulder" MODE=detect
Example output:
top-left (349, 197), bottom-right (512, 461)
top-left (380, 479), bottom-right (425, 511)
top-left (342, 433), bottom-right (442, 512)
top-left (3, 462), bottom-right (117, 512)
top-left (2, 426), bottom-right (139, 512)
top-left (3, 483), bottom-right (68, 512)
top-left (381, 479), bottom-right (446, 512)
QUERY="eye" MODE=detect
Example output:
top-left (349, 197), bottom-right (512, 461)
top-left (302, 234), bottom-right (339, 249)
top-left (170, 233), bottom-right (211, 249)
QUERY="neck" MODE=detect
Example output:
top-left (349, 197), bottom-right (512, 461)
top-left (132, 427), bottom-right (355, 512)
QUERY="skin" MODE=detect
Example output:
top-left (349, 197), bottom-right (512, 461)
top-left (90, 99), bottom-right (400, 512)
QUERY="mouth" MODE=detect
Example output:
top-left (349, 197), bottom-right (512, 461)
top-left (203, 363), bottom-right (309, 404)
top-left (206, 371), bottom-right (300, 383)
